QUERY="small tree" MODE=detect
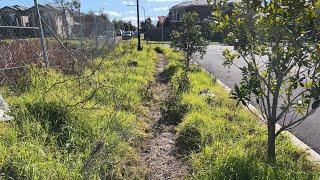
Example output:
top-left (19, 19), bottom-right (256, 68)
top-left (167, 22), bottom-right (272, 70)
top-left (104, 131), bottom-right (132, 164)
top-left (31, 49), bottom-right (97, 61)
top-left (214, 0), bottom-right (320, 163)
top-left (171, 12), bottom-right (209, 70)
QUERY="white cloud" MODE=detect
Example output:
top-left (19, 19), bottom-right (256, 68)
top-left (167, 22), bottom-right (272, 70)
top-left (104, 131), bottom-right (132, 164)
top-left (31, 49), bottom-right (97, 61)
top-left (122, 16), bottom-right (145, 22)
top-left (122, 16), bottom-right (148, 26)
top-left (152, 7), bottom-right (169, 11)
top-left (122, 0), bottom-right (135, 5)
top-left (105, 11), bottom-right (122, 17)
top-left (122, 16), bottom-right (137, 22)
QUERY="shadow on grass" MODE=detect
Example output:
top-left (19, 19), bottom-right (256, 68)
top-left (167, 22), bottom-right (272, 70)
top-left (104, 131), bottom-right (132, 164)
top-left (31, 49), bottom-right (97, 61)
top-left (158, 66), bottom-right (178, 84)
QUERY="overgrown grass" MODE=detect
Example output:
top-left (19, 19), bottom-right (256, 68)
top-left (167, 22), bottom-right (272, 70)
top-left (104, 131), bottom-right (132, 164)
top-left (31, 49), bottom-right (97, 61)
top-left (0, 41), bottom-right (157, 179)
top-left (162, 47), bottom-right (320, 179)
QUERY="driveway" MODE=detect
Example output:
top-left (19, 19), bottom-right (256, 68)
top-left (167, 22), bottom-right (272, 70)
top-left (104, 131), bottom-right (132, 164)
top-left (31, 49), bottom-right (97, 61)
top-left (194, 44), bottom-right (320, 154)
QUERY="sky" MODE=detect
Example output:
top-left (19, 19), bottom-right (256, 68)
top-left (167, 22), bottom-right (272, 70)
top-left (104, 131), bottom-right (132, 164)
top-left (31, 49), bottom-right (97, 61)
top-left (0, 0), bottom-right (188, 24)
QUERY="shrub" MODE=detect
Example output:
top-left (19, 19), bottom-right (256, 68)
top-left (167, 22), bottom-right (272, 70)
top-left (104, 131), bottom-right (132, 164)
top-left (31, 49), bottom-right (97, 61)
top-left (162, 94), bottom-right (188, 124)
top-left (162, 64), bottom-right (190, 122)
top-left (176, 123), bottom-right (202, 154)
top-left (154, 46), bottom-right (164, 54)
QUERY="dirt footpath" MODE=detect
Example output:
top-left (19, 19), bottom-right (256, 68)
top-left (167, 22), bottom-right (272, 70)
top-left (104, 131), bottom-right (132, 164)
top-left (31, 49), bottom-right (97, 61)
top-left (139, 53), bottom-right (188, 180)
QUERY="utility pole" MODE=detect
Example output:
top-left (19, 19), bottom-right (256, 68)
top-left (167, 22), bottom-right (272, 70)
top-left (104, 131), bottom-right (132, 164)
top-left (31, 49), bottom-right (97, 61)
top-left (136, 0), bottom-right (142, 50)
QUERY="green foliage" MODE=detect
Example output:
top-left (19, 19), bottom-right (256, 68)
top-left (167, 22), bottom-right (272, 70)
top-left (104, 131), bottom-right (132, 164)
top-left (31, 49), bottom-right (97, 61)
top-left (0, 41), bottom-right (157, 179)
top-left (163, 47), bottom-right (320, 179)
top-left (215, 0), bottom-right (320, 162)
top-left (161, 48), bottom-right (190, 123)
top-left (176, 121), bottom-right (202, 154)
top-left (154, 46), bottom-right (164, 54)
top-left (171, 12), bottom-right (209, 70)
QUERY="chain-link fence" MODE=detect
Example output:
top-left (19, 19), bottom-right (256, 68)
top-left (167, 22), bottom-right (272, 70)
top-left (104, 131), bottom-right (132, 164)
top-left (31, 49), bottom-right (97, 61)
top-left (0, 1), bottom-right (116, 86)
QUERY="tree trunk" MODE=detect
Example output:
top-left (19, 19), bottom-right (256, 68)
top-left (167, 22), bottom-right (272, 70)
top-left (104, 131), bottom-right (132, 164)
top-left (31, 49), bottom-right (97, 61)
top-left (186, 57), bottom-right (190, 71)
top-left (267, 123), bottom-right (276, 164)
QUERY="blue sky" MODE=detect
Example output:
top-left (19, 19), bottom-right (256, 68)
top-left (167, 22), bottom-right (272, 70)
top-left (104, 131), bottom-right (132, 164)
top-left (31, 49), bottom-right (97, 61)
top-left (0, 0), bottom-right (187, 24)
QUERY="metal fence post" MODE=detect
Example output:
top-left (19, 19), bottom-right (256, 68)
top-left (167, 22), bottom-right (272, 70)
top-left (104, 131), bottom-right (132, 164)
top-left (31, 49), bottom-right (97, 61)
top-left (79, 8), bottom-right (83, 49)
top-left (34, 0), bottom-right (49, 67)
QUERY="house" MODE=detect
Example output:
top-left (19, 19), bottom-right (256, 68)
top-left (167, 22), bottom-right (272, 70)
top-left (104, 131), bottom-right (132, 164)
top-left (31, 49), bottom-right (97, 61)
top-left (0, 4), bottom-right (114, 39)
top-left (168, 0), bottom-right (237, 27)
top-left (146, 0), bottom-right (215, 41)
top-left (0, 5), bottom-right (31, 38)
top-left (146, 0), bottom-right (236, 41)
top-left (0, 4), bottom-right (75, 38)
top-left (0, 5), bottom-right (29, 26)
top-left (24, 4), bottom-right (74, 37)
top-left (168, 0), bottom-right (214, 28)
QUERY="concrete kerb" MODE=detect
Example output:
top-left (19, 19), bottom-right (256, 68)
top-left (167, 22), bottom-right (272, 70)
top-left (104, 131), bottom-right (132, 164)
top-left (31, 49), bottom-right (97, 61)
top-left (192, 60), bottom-right (320, 164)
top-left (0, 94), bottom-right (12, 122)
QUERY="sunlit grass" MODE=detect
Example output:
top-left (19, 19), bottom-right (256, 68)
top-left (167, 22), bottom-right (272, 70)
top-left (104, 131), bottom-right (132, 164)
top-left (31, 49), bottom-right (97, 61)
top-left (162, 47), bottom-right (320, 179)
top-left (0, 41), bottom-right (157, 179)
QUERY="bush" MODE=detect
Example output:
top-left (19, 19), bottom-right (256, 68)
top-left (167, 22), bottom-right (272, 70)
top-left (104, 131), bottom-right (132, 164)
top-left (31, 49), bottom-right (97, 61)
top-left (161, 50), bottom-right (190, 123)
top-left (154, 46), bottom-right (164, 54)
top-left (176, 123), bottom-right (202, 154)
top-left (162, 94), bottom-right (188, 124)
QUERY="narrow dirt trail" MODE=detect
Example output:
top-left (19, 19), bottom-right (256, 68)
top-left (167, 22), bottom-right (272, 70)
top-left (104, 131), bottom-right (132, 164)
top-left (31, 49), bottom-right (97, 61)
top-left (140, 53), bottom-right (188, 180)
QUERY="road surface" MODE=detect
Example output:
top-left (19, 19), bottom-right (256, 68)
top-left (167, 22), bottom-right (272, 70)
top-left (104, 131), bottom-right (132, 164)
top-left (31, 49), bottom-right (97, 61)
top-left (194, 44), bottom-right (320, 153)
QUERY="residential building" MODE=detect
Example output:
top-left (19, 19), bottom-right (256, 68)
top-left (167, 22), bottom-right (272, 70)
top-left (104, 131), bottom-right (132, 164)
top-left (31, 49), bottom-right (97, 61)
top-left (146, 0), bottom-right (236, 41)
top-left (24, 4), bottom-right (74, 37)
top-left (146, 0), bottom-right (215, 41)
top-left (0, 5), bottom-right (29, 26)
top-left (168, 0), bottom-right (213, 27)
top-left (0, 4), bottom-right (75, 38)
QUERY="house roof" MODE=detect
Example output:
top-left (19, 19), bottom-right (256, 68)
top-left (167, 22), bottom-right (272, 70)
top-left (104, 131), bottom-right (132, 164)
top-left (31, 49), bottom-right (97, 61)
top-left (0, 5), bottom-right (27, 12)
top-left (42, 4), bottom-right (62, 11)
top-left (24, 4), bottom-right (64, 13)
top-left (170, 0), bottom-right (239, 10)
top-left (0, 4), bottom-right (62, 13)
top-left (171, 0), bottom-right (209, 9)
top-left (11, 5), bottom-right (28, 11)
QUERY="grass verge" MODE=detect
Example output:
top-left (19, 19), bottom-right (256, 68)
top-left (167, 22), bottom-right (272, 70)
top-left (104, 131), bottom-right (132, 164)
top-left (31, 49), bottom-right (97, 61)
top-left (161, 47), bottom-right (320, 179)
top-left (0, 41), bottom-right (157, 179)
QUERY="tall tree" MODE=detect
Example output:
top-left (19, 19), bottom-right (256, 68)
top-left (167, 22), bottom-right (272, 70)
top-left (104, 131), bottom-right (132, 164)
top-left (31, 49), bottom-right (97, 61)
top-left (214, 0), bottom-right (320, 163)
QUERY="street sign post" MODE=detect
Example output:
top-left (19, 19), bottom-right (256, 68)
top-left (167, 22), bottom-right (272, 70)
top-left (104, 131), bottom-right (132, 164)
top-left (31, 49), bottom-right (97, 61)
top-left (158, 16), bottom-right (166, 43)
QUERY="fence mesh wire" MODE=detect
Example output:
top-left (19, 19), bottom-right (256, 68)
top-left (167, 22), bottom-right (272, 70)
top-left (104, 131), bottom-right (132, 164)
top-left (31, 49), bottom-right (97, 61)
top-left (0, 1), bottom-right (116, 86)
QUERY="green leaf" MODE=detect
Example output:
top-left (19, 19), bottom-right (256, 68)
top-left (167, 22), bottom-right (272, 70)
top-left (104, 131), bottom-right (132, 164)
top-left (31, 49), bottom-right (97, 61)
top-left (312, 99), bottom-right (320, 110)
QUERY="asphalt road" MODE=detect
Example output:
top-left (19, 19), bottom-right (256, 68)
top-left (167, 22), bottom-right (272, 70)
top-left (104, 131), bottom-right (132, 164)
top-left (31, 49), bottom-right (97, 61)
top-left (194, 44), bottom-right (320, 153)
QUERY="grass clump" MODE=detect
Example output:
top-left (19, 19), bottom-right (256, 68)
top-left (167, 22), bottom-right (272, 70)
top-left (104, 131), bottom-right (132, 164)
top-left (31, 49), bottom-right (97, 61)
top-left (154, 46), bottom-right (164, 54)
top-left (163, 47), bottom-right (320, 179)
top-left (0, 41), bottom-right (157, 179)
top-left (161, 50), bottom-right (190, 123)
